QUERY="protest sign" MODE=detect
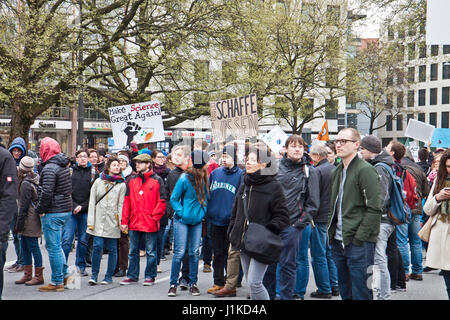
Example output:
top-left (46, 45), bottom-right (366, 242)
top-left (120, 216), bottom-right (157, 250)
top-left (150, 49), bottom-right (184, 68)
top-left (404, 119), bottom-right (435, 143)
top-left (210, 94), bottom-right (258, 143)
top-left (261, 125), bottom-right (288, 154)
top-left (431, 128), bottom-right (450, 148)
top-left (426, 0), bottom-right (450, 45)
top-left (108, 100), bottom-right (165, 149)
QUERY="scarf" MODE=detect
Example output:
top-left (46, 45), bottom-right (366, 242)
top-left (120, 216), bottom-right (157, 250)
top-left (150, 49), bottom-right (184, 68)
top-left (244, 170), bottom-right (274, 186)
top-left (122, 166), bottom-right (133, 178)
top-left (440, 175), bottom-right (450, 222)
top-left (100, 171), bottom-right (125, 183)
top-left (153, 164), bottom-right (168, 178)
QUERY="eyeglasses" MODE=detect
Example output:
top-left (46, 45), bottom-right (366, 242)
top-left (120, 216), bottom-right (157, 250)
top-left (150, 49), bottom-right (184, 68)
top-left (156, 156), bottom-right (166, 159)
top-left (77, 156), bottom-right (88, 159)
top-left (335, 139), bottom-right (357, 146)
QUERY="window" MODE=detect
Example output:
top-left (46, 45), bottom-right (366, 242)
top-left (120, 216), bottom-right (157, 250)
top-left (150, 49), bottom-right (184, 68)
top-left (431, 45), bottom-right (439, 56)
top-left (194, 60), bottom-right (210, 82)
top-left (430, 88), bottom-right (437, 105)
top-left (398, 27), bottom-right (405, 39)
top-left (397, 92), bottom-right (404, 109)
top-left (418, 89), bottom-right (426, 106)
top-left (408, 43), bottom-right (415, 60)
top-left (408, 25), bottom-right (416, 37)
top-left (222, 61), bottom-right (236, 84)
top-left (443, 87), bottom-right (450, 104)
top-left (407, 90), bottom-right (415, 107)
top-left (418, 113), bottom-right (425, 122)
top-left (386, 94), bottom-right (393, 109)
top-left (430, 64), bottom-right (438, 81)
top-left (419, 65), bottom-right (426, 82)
top-left (442, 112), bottom-right (449, 128)
top-left (388, 25), bottom-right (394, 41)
top-left (429, 112), bottom-right (437, 126)
top-left (444, 45), bottom-right (450, 54)
top-left (419, 42), bottom-right (426, 58)
top-left (444, 62), bottom-right (450, 79)
top-left (386, 115), bottom-right (393, 131)
top-left (301, 3), bottom-right (317, 22)
top-left (396, 114), bottom-right (403, 131)
top-left (325, 99), bottom-right (338, 119)
top-left (408, 67), bottom-right (415, 83)
top-left (396, 69), bottom-right (404, 85)
top-left (326, 5), bottom-right (340, 26)
top-left (325, 68), bottom-right (339, 88)
top-left (407, 113), bottom-right (414, 125)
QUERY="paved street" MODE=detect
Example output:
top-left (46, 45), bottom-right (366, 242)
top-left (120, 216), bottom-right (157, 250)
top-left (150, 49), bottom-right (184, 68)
top-left (2, 239), bottom-right (448, 300)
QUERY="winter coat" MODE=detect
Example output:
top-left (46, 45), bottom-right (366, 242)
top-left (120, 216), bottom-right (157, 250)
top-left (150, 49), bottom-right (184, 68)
top-left (207, 165), bottom-right (243, 226)
top-left (71, 163), bottom-right (98, 214)
top-left (153, 165), bottom-right (171, 228)
top-left (327, 155), bottom-right (382, 246)
top-left (165, 166), bottom-right (184, 219)
top-left (423, 181), bottom-right (450, 271)
top-left (227, 172), bottom-right (290, 251)
top-left (87, 178), bottom-right (126, 239)
top-left (35, 148), bottom-right (72, 215)
top-left (276, 156), bottom-right (320, 228)
top-left (310, 159), bottom-right (334, 224)
top-left (121, 170), bottom-right (166, 233)
top-left (0, 147), bottom-right (18, 242)
top-left (16, 172), bottom-right (42, 238)
top-left (401, 157), bottom-right (430, 215)
top-left (170, 173), bottom-right (209, 226)
top-left (8, 137), bottom-right (27, 166)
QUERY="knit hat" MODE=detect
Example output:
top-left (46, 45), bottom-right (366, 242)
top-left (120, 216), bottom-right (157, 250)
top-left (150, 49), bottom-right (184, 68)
top-left (118, 154), bottom-right (129, 162)
top-left (191, 150), bottom-right (210, 169)
top-left (223, 144), bottom-right (238, 164)
top-left (360, 135), bottom-right (382, 154)
top-left (19, 156), bottom-right (35, 172)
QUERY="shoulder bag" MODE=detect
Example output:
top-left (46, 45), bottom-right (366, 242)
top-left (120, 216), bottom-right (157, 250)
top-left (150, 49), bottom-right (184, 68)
top-left (418, 214), bottom-right (438, 242)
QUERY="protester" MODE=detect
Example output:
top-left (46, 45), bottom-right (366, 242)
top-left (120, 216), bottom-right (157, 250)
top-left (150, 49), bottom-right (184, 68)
top-left (166, 153), bottom-right (175, 170)
top-left (306, 143), bottom-right (339, 299)
top-left (62, 149), bottom-right (98, 277)
top-left (326, 142), bottom-right (339, 166)
top-left (417, 148), bottom-right (431, 175)
top-left (207, 150), bottom-right (220, 176)
top-left (327, 128), bottom-right (382, 300)
top-left (6, 137), bottom-right (27, 273)
top-left (87, 157), bottom-right (126, 285)
top-left (120, 153), bottom-right (166, 286)
top-left (0, 147), bottom-right (18, 299)
top-left (168, 150), bottom-right (210, 297)
top-left (35, 137), bottom-right (73, 292)
top-left (206, 143), bottom-right (243, 295)
top-left (14, 157), bottom-right (44, 286)
top-left (263, 135), bottom-right (319, 300)
top-left (228, 143), bottom-right (290, 300)
top-left (359, 135), bottom-right (396, 300)
top-left (423, 149), bottom-right (450, 299)
top-left (428, 154), bottom-right (442, 186)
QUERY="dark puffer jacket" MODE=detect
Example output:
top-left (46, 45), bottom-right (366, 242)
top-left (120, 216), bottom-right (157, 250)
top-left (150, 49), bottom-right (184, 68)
top-left (71, 163), bottom-right (98, 214)
top-left (15, 172), bottom-right (42, 238)
top-left (0, 147), bottom-right (18, 242)
top-left (36, 153), bottom-right (72, 215)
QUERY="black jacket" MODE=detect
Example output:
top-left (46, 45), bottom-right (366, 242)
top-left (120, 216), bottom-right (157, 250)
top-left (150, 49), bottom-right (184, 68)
top-left (71, 163), bottom-right (98, 214)
top-left (276, 156), bottom-right (319, 228)
top-left (15, 172), bottom-right (41, 238)
top-left (0, 147), bottom-right (18, 242)
top-left (310, 159), bottom-right (334, 224)
top-left (402, 157), bottom-right (430, 215)
top-left (36, 153), bottom-right (72, 215)
top-left (153, 165), bottom-right (171, 227)
top-left (228, 173), bottom-right (290, 251)
top-left (165, 166), bottom-right (184, 219)
top-left (416, 161), bottom-right (430, 175)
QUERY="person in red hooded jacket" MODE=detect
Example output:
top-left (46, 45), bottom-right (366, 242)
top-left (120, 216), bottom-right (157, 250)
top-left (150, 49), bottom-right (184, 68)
top-left (119, 153), bottom-right (166, 286)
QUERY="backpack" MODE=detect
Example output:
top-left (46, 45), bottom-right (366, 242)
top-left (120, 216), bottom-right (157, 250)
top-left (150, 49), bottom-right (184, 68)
top-left (401, 168), bottom-right (418, 210)
top-left (374, 162), bottom-right (411, 225)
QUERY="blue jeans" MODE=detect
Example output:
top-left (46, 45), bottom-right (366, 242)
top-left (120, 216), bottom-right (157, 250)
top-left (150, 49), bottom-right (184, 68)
top-left (91, 236), bottom-right (117, 282)
top-left (128, 231), bottom-right (158, 280)
top-left (264, 225), bottom-right (302, 300)
top-left (0, 241), bottom-right (7, 300)
top-left (169, 218), bottom-right (203, 286)
top-left (41, 212), bottom-right (71, 285)
top-left (331, 239), bottom-right (375, 300)
top-left (294, 224), bottom-right (311, 298)
top-left (156, 226), bottom-right (165, 265)
top-left (310, 223), bottom-right (339, 293)
top-left (396, 214), bottom-right (423, 275)
top-left (20, 236), bottom-right (43, 267)
top-left (161, 219), bottom-right (172, 256)
top-left (62, 212), bottom-right (88, 271)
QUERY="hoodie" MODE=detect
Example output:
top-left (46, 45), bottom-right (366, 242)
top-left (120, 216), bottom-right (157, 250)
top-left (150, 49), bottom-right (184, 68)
top-left (8, 137), bottom-right (27, 166)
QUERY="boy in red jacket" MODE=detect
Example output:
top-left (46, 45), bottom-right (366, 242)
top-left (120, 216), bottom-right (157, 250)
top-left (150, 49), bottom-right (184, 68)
top-left (120, 154), bottom-right (166, 286)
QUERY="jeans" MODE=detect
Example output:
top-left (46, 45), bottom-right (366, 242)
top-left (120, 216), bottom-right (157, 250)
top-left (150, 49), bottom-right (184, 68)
top-left (10, 218), bottom-right (23, 266)
top-left (200, 219), bottom-right (212, 265)
top-left (373, 223), bottom-right (395, 300)
top-left (294, 224), bottom-right (310, 298)
top-left (128, 231), bottom-right (158, 280)
top-left (240, 251), bottom-right (270, 300)
top-left (161, 219), bottom-right (172, 254)
top-left (91, 236), bottom-right (117, 282)
top-left (331, 239), bottom-right (375, 300)
top-left (41, 212), bottom-right (71, 285)
top-left (62, 212), bottom-right (88, 271)
top-left (20, 236), bottom-right (43, 267)
top-left (264, 225), bottom-right (302, 300)
top-left (211, 224), bottom-right (229, 286)
top-left (156, 226), bottom-right (165, 265)
top-left (442, 270), bottom-right (450, 300)
top-left (169, 218), bottom-right (203, 286)
top-left (0, 241), bottom-right (7, 300)
top-left (310, 223), bottom-right (339, 294)
top-left (396, 214), bottom-right (423, 275)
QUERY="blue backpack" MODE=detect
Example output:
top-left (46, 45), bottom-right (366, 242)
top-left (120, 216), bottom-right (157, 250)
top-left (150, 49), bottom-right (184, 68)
top-left (374, 162), bottom-right (411, 225)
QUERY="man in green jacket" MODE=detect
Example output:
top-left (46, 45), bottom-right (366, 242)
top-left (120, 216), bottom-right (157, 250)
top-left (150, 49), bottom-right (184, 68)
top-left (327, 128), bottom-right (382, 300)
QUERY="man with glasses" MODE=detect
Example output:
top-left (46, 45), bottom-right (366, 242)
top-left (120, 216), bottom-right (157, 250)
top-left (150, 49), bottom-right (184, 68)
top-left (62, 149), bottom-right (98, 277)
top-left (327, 128), bottom-right (382, 300)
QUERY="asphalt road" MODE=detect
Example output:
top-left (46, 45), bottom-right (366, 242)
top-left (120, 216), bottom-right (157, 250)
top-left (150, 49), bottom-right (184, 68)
top-left (2, 239), bottom-right (448, 301)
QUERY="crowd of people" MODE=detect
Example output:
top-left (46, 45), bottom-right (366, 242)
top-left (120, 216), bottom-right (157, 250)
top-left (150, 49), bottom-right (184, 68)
top-left (0, 129), bottom-right (449, 300)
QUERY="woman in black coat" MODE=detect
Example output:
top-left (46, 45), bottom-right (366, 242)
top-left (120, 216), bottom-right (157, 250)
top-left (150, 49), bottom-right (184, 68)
top-left (228, 143), bottom-right (289, 300)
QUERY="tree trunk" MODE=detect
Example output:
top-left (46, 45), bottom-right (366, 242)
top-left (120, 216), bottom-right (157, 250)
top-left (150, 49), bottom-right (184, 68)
top-left (8, 98), bottom-right (34, 149)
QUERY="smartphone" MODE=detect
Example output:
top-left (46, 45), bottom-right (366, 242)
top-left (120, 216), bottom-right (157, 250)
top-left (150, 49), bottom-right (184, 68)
top-left (445, 187), bottom-right (450, 191)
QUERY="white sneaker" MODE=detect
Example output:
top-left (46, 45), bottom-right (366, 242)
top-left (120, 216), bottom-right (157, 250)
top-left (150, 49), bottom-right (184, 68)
top-left (157, 265), bottom-right (162, 273)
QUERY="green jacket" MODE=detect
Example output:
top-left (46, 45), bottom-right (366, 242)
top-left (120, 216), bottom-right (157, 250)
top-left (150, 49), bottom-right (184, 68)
top-left (327, 154), bottom-right (382, 246)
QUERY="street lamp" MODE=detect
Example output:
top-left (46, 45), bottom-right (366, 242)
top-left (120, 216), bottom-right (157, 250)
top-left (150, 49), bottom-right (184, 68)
top-left (76, 0), bottom-right (84, 149)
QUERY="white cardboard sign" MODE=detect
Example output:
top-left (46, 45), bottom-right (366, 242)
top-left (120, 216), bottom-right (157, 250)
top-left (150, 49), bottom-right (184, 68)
top-left (404, 119), bottom-right (435, 143)
top-left (426, 0), bottom-right (450, 45)
top-left (261, 125), bottom-right (288, 154)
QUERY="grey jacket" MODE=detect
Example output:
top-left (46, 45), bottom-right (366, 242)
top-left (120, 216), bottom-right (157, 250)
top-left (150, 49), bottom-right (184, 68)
top-left (310, 159), bottom-right (334, 224)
